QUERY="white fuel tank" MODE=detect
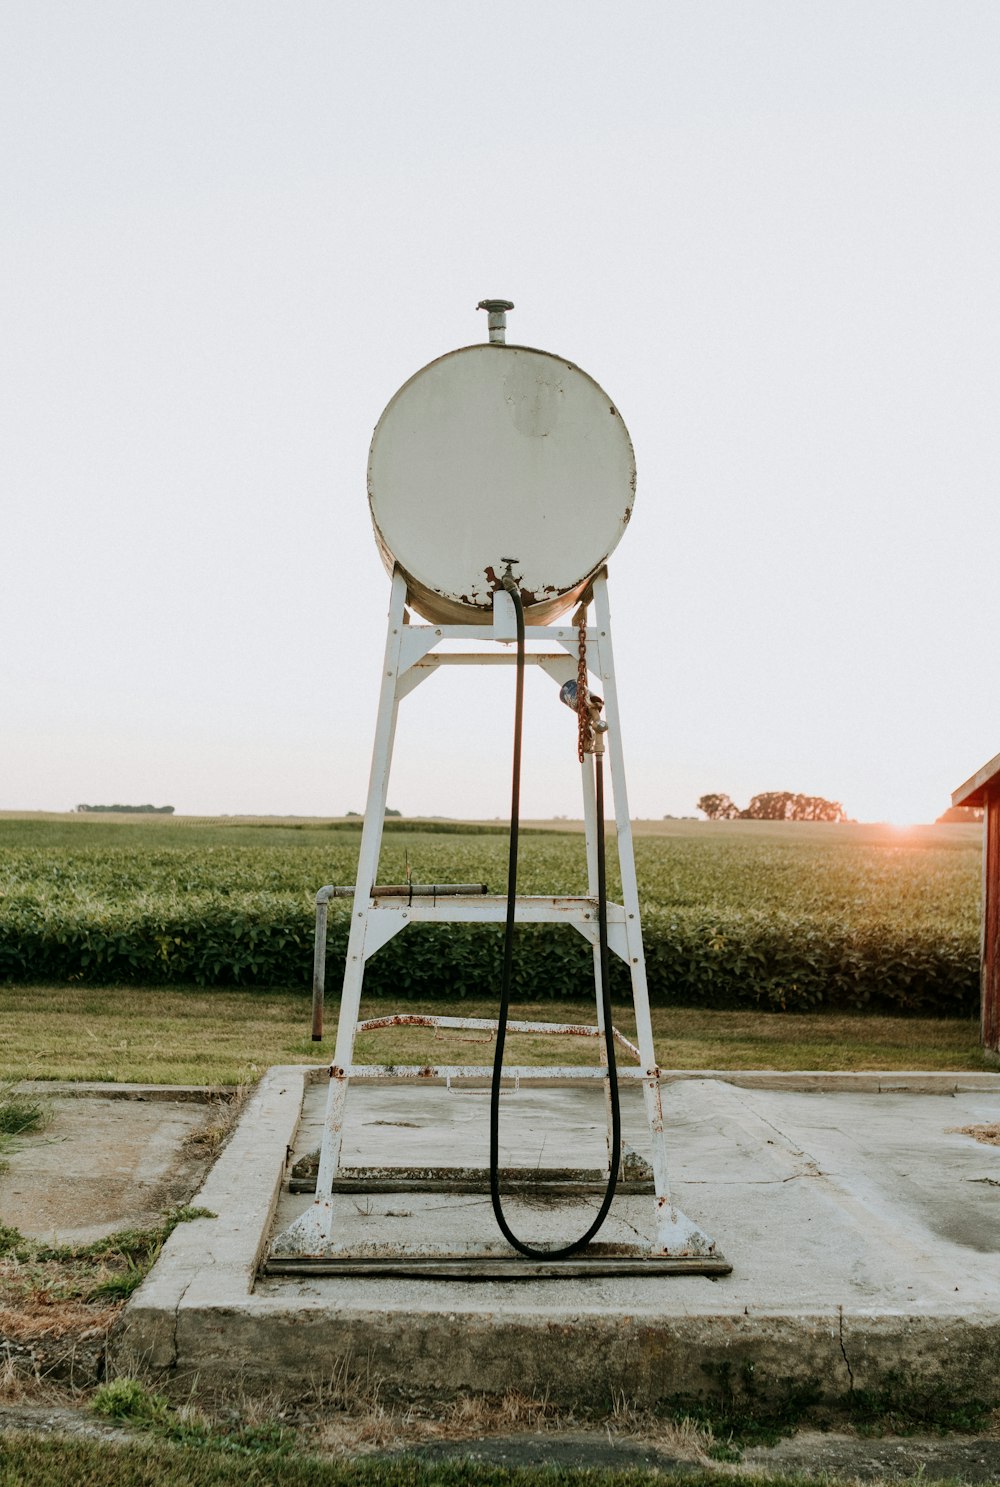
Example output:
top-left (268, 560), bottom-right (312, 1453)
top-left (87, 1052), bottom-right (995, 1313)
top-left (367, 341), bottom-right (636, 625)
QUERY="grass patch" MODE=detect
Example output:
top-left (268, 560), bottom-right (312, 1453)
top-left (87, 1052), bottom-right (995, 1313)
top-left (0, 986), bottom-right (987, 1085)
top-left (845, 1381), bottom-right (993, 1436)
top-left (92, 1376), bottom-right (296, 1456)
top-left (0, 1433), bottom-right (986, 1487)
top-left (0, 1092), bottom-right (47, 1138)
top-left (0, 1207), bottom-right (215, 1320)
top-left (3, 1364), bottom-right (996, 1484)
top-left (671, 1364), bottom-right (823, 1454)
top-left (661, 1361), bottom-right (993, 1454)
top-left (0, 1082), bottom-right (50, 1173)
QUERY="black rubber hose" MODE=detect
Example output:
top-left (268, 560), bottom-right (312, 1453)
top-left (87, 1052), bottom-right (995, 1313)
top-left (489, 581), bottom-right (621, 1259)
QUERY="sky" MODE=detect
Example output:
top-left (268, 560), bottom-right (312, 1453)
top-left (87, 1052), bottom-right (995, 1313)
top-left (3, 1), bottom-right (998, 826)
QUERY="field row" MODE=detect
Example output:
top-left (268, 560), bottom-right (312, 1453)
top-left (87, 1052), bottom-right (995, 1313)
top-left (0, 820), bottom-right (981, 1013)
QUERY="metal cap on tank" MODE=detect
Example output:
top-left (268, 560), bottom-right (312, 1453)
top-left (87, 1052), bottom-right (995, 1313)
top-left (477, 298), bottom-right (515, 343)
top-left (367, 303), bottom-right (636, 626)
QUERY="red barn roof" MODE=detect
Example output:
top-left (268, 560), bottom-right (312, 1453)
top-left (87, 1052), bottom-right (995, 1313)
top-left (952, 751), bottom-right (1000, 810)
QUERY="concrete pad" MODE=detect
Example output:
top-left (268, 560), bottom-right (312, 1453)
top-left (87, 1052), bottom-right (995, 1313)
top-left (0, 1089), bottom-right (222, 1244)
top-left (273, 1078), bottom-right (693, 1258)
top-left (112, 1065), bottom-right (1000, 1407)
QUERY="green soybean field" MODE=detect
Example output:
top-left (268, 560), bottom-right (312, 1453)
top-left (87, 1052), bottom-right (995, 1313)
top-left (0, 814), bottom-right (982, 1015)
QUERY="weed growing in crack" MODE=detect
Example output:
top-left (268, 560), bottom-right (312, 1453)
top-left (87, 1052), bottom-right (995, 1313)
top-left (0, 1082), bottom-right (50, 1173)
top-left (0, 1205), bottom-right (216, 1321)
top-left (0, 1091), bottom-right (48, 1138)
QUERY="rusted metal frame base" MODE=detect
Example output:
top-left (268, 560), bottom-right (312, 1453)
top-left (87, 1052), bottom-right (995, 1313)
top-left (298, 1162), bottom-right (646, 1185)
top-left (355, 1011), bottom-right (641, 1062)
top-left (264, 1254), bottom-right (733, 1280)
top-left (289, 1176), bottom-right (655, 1196)
top-left (341, 1064), bottom-right (653, 1084)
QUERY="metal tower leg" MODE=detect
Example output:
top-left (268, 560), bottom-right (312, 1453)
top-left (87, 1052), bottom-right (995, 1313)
top-left (279, 569), bottom-right (408, 1252)
top-left (591, 574), bottom-right (715, 1256)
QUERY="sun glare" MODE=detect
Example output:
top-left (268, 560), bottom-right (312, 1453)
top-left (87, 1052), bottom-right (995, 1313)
top-left (878, 798), bottom-right (940, 830)
top-left (868, 789), bottom-right (942, 830)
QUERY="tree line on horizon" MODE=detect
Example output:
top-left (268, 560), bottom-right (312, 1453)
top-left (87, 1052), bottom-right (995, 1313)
top-left (697, 791), bottom-right (848, 822)
top-left (75, 803), bottom-right (175, 814)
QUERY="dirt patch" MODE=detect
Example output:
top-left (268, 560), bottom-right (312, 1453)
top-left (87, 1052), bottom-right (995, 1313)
top-left (381, 1429), bottom-right (704, 1472)
top-left (233, 1376), bottom-right (717, 1467)
top-left (0, 1399), bottom-right (126, 1442)
top-left (1, 1084), bottom-right (236, 1388)
top-left (745, 1427), bottom-right (1000, 1482)
top-left (5, 1386), bottom-right (1000, 1481)
top-left (0, 1092), bottom-right (227, 1244)
top-left (950, 1122), bottom-right (1000, 1147)
top-left (0, 1304), bottom-right (114, 1389)
top-left (0, 1298), bottom-right (119, 1345)
top-left (334, 1410), bottom-right (1000, 1480)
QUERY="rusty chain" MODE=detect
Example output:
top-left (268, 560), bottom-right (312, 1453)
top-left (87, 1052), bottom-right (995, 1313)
top-left (576, 612), bottom-right (589, 762)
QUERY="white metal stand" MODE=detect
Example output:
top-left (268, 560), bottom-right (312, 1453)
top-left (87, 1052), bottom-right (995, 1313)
top-left (273, 566), bottom-right (722, 1268)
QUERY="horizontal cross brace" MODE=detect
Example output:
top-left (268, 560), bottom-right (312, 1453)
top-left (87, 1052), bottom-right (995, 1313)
top-left (339, 1063), bottom-right (657, 1084)
top-left (353, 895), bottom-right (632, 963)
top-left (408, 651), bottom-right (570, 666)
top-left (409, 625), bottom-right (600, 643)
top-left (361, 894), bottom-right (624, 921)
top-left (354, 1013), bottom-right (641, 1061)
top-left (317, 883), bottom-right (487, 904)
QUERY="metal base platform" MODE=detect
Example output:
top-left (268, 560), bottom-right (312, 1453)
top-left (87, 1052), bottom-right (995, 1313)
top-left (264, 1252), bottom-right (732, 1280)
top-left (287, 1156), bottom-right (657, 1197)
top-left (289, 1176), bottom-right (656, 1195)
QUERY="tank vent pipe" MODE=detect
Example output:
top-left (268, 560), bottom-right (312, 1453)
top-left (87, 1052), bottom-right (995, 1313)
top-left (477, 298), bottom-right (515, 344)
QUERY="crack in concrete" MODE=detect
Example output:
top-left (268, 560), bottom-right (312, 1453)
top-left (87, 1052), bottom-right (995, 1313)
top-left (678, 1175), bottom-right (822, 1186)
top-left (717, 1086), bottom-right (833, 1183)
top-left (609, 1211), bottom-right (648, 1243)
top-left (728, 1090), bottom-right (812, 1158)
top-left (838, 1305), bottom-right (854, 1390)
top-left (171, 1275), bottom-right (194, 1375)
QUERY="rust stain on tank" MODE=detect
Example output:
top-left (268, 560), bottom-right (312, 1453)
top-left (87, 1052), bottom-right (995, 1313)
top-left (483, 564), bottom-right (538, 608)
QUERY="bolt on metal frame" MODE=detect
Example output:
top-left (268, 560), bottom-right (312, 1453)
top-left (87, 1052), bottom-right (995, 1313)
top-left (272, 566), bottom-right (722, 1266)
